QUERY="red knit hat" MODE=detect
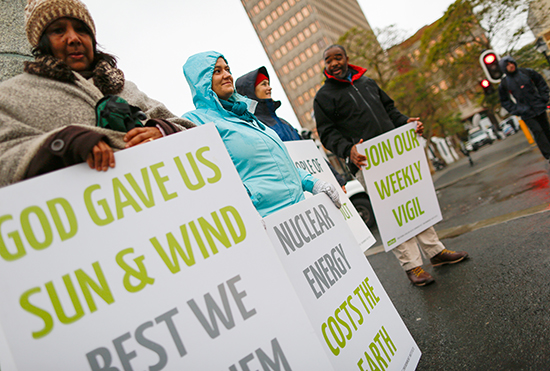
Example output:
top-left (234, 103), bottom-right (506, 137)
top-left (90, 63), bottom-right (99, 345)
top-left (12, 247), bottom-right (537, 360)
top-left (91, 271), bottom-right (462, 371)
top-left (255, 73), bottom-right (269, 87)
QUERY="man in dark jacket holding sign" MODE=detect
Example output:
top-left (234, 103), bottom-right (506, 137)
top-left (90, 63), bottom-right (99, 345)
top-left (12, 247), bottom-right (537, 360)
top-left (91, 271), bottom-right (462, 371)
top-left (314, 45), bottom-right (468, 286)
top-left (498, 56), bottom-right (550, 162)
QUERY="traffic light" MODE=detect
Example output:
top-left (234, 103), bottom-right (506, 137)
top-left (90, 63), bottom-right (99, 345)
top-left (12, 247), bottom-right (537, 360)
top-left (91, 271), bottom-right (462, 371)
top-left (480, 79), bottom-right (494, 95)
top-left (479, 50), bottom-right (503, 83)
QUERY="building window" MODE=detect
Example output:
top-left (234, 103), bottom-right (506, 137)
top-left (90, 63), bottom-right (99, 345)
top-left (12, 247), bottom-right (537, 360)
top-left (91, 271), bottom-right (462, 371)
top-left (309, 87), bottom-right (316, 97)
top-left (275, 50), bottom-right (282, 60)
top-left (267, 35), bottom-right (275, 44)
top-left (297, 97), bottom-right (304, 105)
top-left (259, 1), bottom-right (265, 10)
top-left (313, 64), bottom-right (321, 73)
top-left (294, 56), bottom-right (301, 66)
top-left (271, 11), bottom-right (278, 21)
top-left (281, 45), bottom-right (288, 55)
top-left (290, 81), bottom-right (297, 89)
top-left (297, 32), bottom-right (305, 42)
top-left (309, 23), bottom-right (317, 33)
top-left (282, 65), bottom-right (290, 74)
top-left (266, 15), bottom-right (273, 25)
top-left (260, 20), bottom-right (267, 30)
top-left (304, 28), bottom-right (311, 37)
top-left (285, 41), bottom-right (293, 51)
top-left (304, 91), bottom-right (310, 100)
top-left (301, 72), bottom-right (308, 81)
top-left (305, 48), bottom-right (313, 58)
top-left (299, 52), bottom-right (307, 62)
top-left (253, 5), bottom-right (260, 15)
top-left (279, 25), bottom-right (286, 36)
top-left (296, 12), bottom-right (303, 22)
top-left (307, 68), bottom-right (314, 77)
top-left (277, 6), bottom-right (284, 15)
top-left (284, 21), bottom-right (291, 31)
top-left (283, 2), bottom-right (290, 11)
top-left (290, 16), bottom-right (298, 26)
top-left (265, 0), bottom-right (271, 4)
top-left (311, 43), bottom-right (319, 53)
top-left (288, 0), bottom-right (295, 5)
top-left (296, 76), bottom-right (303, 85)
top-left (288, 61), bottom-right (295, 70)
top-left (273, 30), bottom-right (280, 39)
top-left (301, 7), bottom-right (310, 17)
top-left (292, 37), bottom-right (299, 46)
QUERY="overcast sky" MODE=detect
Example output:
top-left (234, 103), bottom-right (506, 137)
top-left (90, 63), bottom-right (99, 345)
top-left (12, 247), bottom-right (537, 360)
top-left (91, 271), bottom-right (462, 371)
top-left (84, 0), bottom-right (533, 127)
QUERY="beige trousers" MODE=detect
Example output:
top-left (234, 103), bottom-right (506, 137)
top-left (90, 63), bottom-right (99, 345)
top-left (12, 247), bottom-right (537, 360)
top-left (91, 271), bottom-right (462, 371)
top-left (355, 171), bottom-right (445, 271)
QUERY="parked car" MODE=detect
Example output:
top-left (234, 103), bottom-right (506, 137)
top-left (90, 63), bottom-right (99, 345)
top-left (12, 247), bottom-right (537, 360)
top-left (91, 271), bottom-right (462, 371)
top-left (468, 128), bottom-right (493, 150)
top-left (499, 120), bottom-right (516, 136)
top-left (499, 117), bottom-right (520, 136)
top-left (346, 179), bottom-right (376, 228)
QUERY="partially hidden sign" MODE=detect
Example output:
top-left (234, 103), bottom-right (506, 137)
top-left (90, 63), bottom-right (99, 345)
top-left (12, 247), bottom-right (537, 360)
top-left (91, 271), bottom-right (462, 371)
top-left (284, 140), bottom-right (375, 251)
top-left (356, 123), bottom-right (442, 251)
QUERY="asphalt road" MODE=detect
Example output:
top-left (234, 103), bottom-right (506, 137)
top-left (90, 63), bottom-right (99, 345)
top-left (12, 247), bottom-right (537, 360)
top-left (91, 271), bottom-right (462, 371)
top-left (365, 133), bottom-right (550, 370)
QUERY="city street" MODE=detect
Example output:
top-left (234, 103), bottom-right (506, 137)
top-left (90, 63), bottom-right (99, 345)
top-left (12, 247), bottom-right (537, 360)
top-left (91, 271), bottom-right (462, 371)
top-left (364, 133), bottom-right (550, 370)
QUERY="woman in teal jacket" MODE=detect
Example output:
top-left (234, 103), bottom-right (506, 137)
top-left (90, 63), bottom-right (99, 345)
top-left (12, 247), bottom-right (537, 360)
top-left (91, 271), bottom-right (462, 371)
top-left (182, 51), bottom-right (339, 217)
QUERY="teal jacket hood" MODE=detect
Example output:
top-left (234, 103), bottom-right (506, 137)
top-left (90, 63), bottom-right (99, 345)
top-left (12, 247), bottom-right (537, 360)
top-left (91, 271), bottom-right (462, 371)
top-left (183, 51), bottom-right (256, 114)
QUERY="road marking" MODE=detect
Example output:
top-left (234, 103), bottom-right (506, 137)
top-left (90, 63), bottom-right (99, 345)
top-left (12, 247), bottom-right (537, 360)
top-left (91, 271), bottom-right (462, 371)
top-left (365, 203), bottom-right (550, 257)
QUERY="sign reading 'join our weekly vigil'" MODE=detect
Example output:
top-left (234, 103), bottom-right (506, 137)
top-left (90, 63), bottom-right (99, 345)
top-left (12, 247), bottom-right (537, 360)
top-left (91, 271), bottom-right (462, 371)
top-left (356, 123), bottom-right (442, 251)
top-left (0, 123), bottom-right (420, 371)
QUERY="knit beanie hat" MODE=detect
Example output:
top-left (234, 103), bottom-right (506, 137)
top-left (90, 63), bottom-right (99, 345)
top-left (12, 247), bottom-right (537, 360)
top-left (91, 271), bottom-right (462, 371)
top-left (25, 0), bottom-right (96, 47)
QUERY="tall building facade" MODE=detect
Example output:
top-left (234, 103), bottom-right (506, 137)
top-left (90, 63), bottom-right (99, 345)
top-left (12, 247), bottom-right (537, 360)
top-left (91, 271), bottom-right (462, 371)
top-left (240, 0), bottom-right (374, 131)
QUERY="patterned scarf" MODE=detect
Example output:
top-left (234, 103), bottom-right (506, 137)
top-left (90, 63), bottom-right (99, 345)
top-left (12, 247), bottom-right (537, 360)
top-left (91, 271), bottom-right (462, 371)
top-left (24, 55), bottom-right (125, 95)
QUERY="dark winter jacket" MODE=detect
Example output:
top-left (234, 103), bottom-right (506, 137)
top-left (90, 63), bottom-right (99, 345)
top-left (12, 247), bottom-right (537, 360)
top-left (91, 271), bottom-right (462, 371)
top-left (236, 66), bottom-right (301, 141)
top-left (314, 64), bottom-right (409, 168)
top-left (498, 56), bottom-right (549, 119)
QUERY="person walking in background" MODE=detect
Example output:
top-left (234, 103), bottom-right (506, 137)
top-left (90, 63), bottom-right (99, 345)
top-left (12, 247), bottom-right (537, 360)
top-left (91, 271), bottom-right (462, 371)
top-left (236, 66), bottom-right (347, 189)
top-left (498, 56), bottom-right (550, 163)
top-left (0, 0), bottom-right (194, 188)
top-left (182, 51), bottom-right (340, 217)
top-left (314, 45), bottom-right (468, 286)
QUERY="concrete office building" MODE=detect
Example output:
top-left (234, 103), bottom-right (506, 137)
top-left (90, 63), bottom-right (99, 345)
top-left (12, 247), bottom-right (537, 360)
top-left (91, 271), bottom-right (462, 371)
top-left (240, 0), bottom-right (374, 131)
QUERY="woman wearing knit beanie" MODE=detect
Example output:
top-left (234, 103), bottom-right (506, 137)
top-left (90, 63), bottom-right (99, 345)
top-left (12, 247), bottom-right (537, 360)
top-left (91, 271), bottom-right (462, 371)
top-left (0, 0), bottom-right (195, 187)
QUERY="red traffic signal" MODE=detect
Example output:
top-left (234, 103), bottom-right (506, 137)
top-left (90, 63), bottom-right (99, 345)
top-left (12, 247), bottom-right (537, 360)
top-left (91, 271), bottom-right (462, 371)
top-left (479, 50), bottom-right (503, 83)
top-left (483, 54), bottom-right (496, 65)
top-left (480, 79), bottom-right (494, 94)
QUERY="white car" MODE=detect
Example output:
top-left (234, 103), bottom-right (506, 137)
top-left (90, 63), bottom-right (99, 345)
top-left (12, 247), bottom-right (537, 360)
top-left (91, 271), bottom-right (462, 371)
top-left (345, 179), bottom-right (376, 228)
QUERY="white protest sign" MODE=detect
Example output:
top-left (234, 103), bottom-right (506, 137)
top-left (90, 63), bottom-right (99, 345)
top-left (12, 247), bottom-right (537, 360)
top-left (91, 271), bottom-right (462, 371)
top-left (0, 124), bottom-right (334, 371)
top-left (284, 140), bottom-right (375, 251)
top-left (357, 123), bottom-right (442, 251)
top-left (264, 195), bottom-right (421, 371)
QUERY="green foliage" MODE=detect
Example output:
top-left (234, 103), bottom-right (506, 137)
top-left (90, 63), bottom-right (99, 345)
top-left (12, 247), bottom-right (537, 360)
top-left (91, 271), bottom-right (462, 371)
top-left (337, 26), bottom-right (405, 90)
top-left (511, 41), bottom-right (549, 73)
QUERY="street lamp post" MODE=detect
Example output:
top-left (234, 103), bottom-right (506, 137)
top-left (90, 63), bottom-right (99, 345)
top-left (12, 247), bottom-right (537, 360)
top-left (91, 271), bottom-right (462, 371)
top-left (535, 37), bottom-right (550, 67)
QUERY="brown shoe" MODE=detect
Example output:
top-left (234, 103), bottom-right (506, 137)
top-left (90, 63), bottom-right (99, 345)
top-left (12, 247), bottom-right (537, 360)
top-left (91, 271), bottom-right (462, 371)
top-left (406, 267), bottom-right (435, 286)
top-left (430, 249), bottom-right (469, 267)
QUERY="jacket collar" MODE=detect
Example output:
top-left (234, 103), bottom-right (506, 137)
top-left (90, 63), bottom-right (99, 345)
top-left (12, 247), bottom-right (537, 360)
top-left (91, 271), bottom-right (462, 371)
top-left (324, 64), bottom-right (366, 84)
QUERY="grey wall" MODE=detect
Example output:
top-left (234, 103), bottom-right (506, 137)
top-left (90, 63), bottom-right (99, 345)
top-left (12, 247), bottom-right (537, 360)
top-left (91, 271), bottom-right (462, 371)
top-left (0, 0), bottom-right (33, 82)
